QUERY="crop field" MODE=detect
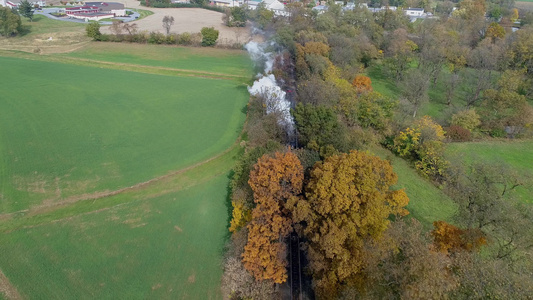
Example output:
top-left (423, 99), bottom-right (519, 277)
top-left (446, 140), bottom-right (533, 203)
top-left (0, 44), bottom-right (252, 298)
top-left (60, 43), bottom-right (255, 78)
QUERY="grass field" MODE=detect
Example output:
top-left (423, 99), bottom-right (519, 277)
top-left (0, 154), bottom-right (237, 299)
top-left (60, 43), bottom-right (255, 78)
top-left (0, 43), bottom-right (252, 298)
top-left (446, 140), bottom-right (533, 203)
top-left (0, 55), bottom-right (249, 214)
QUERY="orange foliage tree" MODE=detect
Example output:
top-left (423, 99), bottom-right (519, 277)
top-left (287, 150), bottom-right (409, 298)
top-left (432, 221), bottom-right (487, 254)
top-left (242, 151), bottom-right (304, 284)
top-left (352, 75), bottom-right (373, 94)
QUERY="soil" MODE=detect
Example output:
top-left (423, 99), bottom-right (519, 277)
top-left (101, 0), bottom-right (252, 45)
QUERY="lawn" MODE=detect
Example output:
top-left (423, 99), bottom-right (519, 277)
top-left (0, 54), bottom-right (250, 214)
top-left (370, 146), bottom-right (457, 229)
top-left (446, 140), bottom-right (533, 203)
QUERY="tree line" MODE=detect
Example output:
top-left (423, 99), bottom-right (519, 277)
top-left (222, 0), bottom-right (533, 298)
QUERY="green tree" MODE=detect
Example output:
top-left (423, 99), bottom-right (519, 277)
top-left (0, 6), bottom-right (22, 37)
top-left (85, 21), bottom-right (101, 40)
top-left (223, 6), bottom-right (246, 27)
top-left (200, 26), bottom-right (219, 46)
top-left (287, 150), bottom-right (409, 298)
top-left (292, 103), bottom-right (346, 156)
top-left (18, 0), bottom-right (34, 22)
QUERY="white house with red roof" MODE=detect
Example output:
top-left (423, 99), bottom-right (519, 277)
top-left (65, 2), bottom-right (125, 21)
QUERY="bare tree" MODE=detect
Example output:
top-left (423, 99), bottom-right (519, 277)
top-left (401, 69), bottom-right (430, 118)
top-left (162, 15), bottom-right (175, 35)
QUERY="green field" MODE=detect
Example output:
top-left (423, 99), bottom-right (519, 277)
top-left (0, 44), bottom-right (252, 298)
top-left (0, 160), bottom-right (235, 299)
top-left (60, 43), bottom-right (255, 78)
top-left (446, 140), bottom-right (533, 203)
top-left (0, 55), bottom-right (249, 214)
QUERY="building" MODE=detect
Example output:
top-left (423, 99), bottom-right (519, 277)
top-left (1, 0), bottom-right (46, 8)
top-left (85, 2), bottom-right (126, 16)
top-left (404, 7), bottom-right (424, 16)
top-left (64, 2), bottom-right (125, 21)
top-left (211, 0), bottom-right (242, 7)
top-left (247, 0), bottom-right (287, 16)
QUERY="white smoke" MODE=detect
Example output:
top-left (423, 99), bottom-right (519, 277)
top-left (245, 41), bottom-right (295, 136)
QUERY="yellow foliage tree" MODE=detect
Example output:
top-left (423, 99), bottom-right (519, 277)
top-left (242, 151), bottom-right (304, 284)
top-left (288, 150), bottom-right (409, 298)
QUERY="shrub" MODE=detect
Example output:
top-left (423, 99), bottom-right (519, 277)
top-left (177, 32), bottom-right (192, 45)
top-left (148, 31), bottom-right (165, 44)
top-left (451, 109), bottom-right (481, 131)
top-left (85, 21), bottom-right (101, 40)
top-left (446, 125), bottom-right (472, 142)
top-left (200, 27), bottom-right (219, 46)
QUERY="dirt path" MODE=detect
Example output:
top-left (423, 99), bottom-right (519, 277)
top-left (101, 6), bottom-right (252, 45)
top-left (0, 269), bottom-right (22, 300)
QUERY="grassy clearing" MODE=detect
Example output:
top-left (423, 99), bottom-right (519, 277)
top-left (446, 140), bottom-right (533, 203)
top-left (128, 8), bottom-right (154, 19)
top-left (0, 54), bottom-right (250, 214)
top-left (370, 146), bottom-right (457, 229)
top-left (365, 62), bottom-right (499, 122)
top-left (60, 43), bottom-right (255, 78)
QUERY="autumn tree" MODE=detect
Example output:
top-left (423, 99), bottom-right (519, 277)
top-left (287, 150), bottom-right (409, 298)
top-left (355, 219), bottom-right (458, 299)
top-left (242, 151), bottom-right (303, 284)
top-left (485, 22), bottom-right (505, 42)
top-left (445, 161), bottom-right (533, 260)
top-left (478, 70), bottom-right (533, 136)
top-left (383, 28), bottom-right (418, 82)
top-left (352, 75), bottom-right (373, 94)
top-left (431, 221), bottom-right (486, 254)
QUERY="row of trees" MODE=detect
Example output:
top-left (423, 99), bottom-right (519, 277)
top-left (223, 0), bottom-right (533, 298)
top-left (86, 20), bottom-right (219, 46)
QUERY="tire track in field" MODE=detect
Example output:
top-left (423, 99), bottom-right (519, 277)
top-left (0, 142), bottom-right (239, 221)
top-left (0, 51), bottom-right (249, 81)
top-left (0, 269), bottom-right (22, 300)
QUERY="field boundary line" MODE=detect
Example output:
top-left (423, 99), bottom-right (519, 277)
top-left (0, 269), bottom-right (22, 300)
top-left (0, 51), bottom-right (249, 81)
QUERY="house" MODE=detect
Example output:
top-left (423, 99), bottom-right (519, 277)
top-left (1, 0), bottom-right (46, 8)
top-left (404, 7), bottom-right (424, 16)
top-left (212, 0), bottom-right (242, 7)
top-left (247, 0), bottom-right (287, 16)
